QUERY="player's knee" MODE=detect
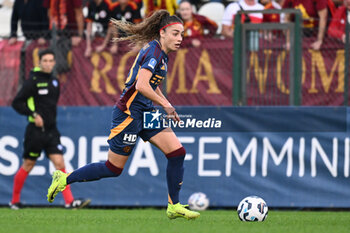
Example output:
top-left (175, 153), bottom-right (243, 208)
top-left (105, 160), bottom-right (123, 176)
top-left (166, 147), bottom-right (186, 159)
top-left (22, 159), bottom-right (36, 172)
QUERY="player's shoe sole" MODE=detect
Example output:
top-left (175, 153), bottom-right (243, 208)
top-left (65, 199), bottom-right (91, 209)
top-left (47, 170), bottom-right (67, 203)
top-left (166, 203), bottom-right (200, 220)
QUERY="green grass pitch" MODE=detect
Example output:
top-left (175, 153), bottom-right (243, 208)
top-left (1, 208), bottom-right (349, 233)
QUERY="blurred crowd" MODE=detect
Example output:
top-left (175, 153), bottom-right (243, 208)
top-left (4, 0), bottom-right (350, 54)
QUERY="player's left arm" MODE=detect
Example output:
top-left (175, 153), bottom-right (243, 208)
top-left (312, 8), bottom-right (327, 50)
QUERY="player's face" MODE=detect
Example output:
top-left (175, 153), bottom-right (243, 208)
top-left (39, 54), bottom-right (56, 73)
top-left (179, 2), bottom-right (193, 21)
top-left (162, 24), bottom-right (184, 53)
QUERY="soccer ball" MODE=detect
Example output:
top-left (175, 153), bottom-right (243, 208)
top-left (237, 196), bottom-right (268, 222)
top-left (188, 192), bottom-right (210, 211)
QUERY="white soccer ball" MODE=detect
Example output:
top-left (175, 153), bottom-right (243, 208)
top-left (188, 192), bottom-right (210, 211)
top-left (237, 196), bottom-right (268, 222)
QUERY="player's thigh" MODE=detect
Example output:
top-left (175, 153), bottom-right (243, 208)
top-left (22, 159), bottom-right (37, 172)
top-left (148, 128), bottom-right (182, 154)
top-left (44, 127), bottom-right (63, 154)
top-left (107, 149), bottom-right (129, 168)
top-left (49, 154), bottom-right (65, 170)
top-left (108, 107), bottom-right (139, 156)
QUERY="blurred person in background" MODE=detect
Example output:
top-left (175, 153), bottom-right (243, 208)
top-left (328, 0), bottom-right (350, 43)
top-left (10, 49), bottom-right (90, 210)
top-left (9, 0), bottom-right (49, 45)
top-left (110, 0), bottom-right (142, 26)
top-left (44, 0), bottom-right (85, 46)
top-left (143, 0), bottom-right (178, 16)
top-left (263, 0), bottom-right (285, 23)
top-left (106, 0), bottom-right (143, 11)
top-left (43, 0), bottom-right (84, 74)
top-left (178, 0), bottom-right (218, 47)
top-left (333, 0), bottom-right (345, 7)
top-left (283, 0), bottom-right (336, 50)
top-left (221, 0), bottom-right (264, 38)
top-left (262, 0), bottom-right (285, 40)
top-left (108, 0), bottom-right (142, 52)
top-left (84, 0), bottom-right (115, 57)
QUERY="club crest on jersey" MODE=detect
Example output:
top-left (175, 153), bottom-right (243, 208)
top-left (148, 58), bottom-right (157, 69)
top-left (161, 60), bottom-right (167, 71)
top-left (52, 80), bottom-right (58, 87)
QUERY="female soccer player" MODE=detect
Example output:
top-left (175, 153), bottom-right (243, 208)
top-left (47, 10), bottom-right (200, 220)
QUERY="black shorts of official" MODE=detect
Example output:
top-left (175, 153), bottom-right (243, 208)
top-left (23, 123), bottom-right (63, 160)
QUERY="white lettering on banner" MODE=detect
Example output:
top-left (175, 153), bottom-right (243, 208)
top-left (178, 136), bottom-right (195, 160)
top-left (311, 137), bottom-right (338, 177)
top-left (2, 135), bottom-right (350, 178)
top-left (0, 136), bottom-right (19, 176)
top-left (78, 136), bottom-right (88, 169)
top-left (262, 137), bottom-right (293, 177)
top-left (91, 136), bottom-right (109, 163)
top-left (226, 137), bottom-right (257, 177)
top-left (128, 141), bottom-right (159, 176)
top-left (198, 137), bottom-right (222, 177)
top-left (345, 138), bottom-right (349, 178)
top-left (49, 136), bottom-right (75, 174)
top-left (299, 138), bottom-right (305, 177)
top-left (31, 153), bottom-right (46, 175)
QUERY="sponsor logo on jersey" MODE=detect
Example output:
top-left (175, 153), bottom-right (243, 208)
top-left (123, 134), bottom-right (137, 145)
top-left (52, 80), bottom-right (58, 87)
top-left (38, 89), bottom-right (49, 95)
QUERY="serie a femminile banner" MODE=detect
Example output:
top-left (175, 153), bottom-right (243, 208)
top-left (1, 106), bottom-right (349, 207)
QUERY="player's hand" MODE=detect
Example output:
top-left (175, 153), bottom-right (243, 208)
top-left (342, 34), bottom-right (346, 43)
top-left (85, 46), bottom-right (92, 57)
top-left (192, 39), bottom-right (201, 48)
top-left (285, 41), bottom-right (290, 51)
top-left (96, 44), bottom-right (106, 53)
top-left (311, 40), bottom-right (322, 50)
top-left (34, 114), bottom-right (44, 128)
top-left (8, 37), bottom-right (17, 45)
top-left (37, 37), bottom-right (46, 45)
top-left (71, 36), bottom-right (82, 46)
top-left (164, 104), bottom-right (180, 122)
top-left (110, 44), bottom-right (118, 54)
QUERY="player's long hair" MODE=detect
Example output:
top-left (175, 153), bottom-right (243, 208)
top-left (110, 10), bottom-right (183, 47)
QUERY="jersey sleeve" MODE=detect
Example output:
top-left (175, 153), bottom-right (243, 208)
top-left (140, 46), bottom-right (161, 74)
top-left (12, 78), bottom-right (36, 116)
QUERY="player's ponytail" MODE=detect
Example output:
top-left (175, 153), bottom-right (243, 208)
top-left (111, 10), bottom-right (183, 47)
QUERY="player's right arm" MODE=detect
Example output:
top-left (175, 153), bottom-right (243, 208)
top-left (136, 68), bottom-right (170, 108)
top-left (12, 79), bottom-right (36, 116)
top-left (12, 78), bottom-right (44, 127)
top-left (136, 69), bottom-right (179, 121)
